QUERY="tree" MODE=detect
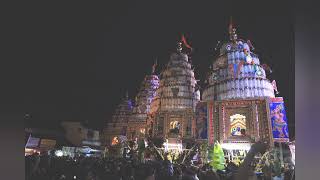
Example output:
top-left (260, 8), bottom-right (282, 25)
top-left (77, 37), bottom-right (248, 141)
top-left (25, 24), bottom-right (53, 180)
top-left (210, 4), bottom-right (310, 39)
top-left (209, 142), bottom-right (225, 170)
top-left (199, 141), bottom-right (209, 164)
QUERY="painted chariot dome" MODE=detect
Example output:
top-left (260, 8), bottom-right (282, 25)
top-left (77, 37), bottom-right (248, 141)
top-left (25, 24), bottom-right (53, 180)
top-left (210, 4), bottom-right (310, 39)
top-left (203, 22), bottom-right (275, 101)
top-left (151, 41), bottom-right (200, 112)
top-left (131, 70), bottom-right (159, 121)
top-left (111, 92), bottom-right (133, 123)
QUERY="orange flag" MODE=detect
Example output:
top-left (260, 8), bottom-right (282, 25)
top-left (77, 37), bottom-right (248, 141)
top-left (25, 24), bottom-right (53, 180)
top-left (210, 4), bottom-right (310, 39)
top-left (181, 34), bottom-right (192, 49)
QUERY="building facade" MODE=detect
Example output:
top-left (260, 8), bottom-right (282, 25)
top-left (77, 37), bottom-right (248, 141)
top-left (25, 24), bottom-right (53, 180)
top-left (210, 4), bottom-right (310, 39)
top-left (61, 121), bottom-right (101, 147)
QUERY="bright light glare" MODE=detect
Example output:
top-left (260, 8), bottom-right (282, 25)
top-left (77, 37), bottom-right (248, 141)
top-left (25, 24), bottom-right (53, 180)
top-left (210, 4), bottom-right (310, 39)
top-left (220, 143), bottom-right (251, 151)
top-left (163, 142), bottom-right (183, 152)
top-left (246, 55), bottom-right (252, 64)
top-left (55, 150), bottom-right (63, 157)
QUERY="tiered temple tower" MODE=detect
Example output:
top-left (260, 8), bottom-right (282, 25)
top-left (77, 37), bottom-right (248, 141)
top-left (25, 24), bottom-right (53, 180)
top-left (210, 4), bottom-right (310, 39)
top-left (103, 92), bottom-right (133, 145)
top-left (148, 40), bottom-right (200, 139)
top-left (127, 65), bottom-right (160, 140)
top-left (199, 20), bottom-right (288, 149)
top-left (203, 21), bottom-right (275, 101)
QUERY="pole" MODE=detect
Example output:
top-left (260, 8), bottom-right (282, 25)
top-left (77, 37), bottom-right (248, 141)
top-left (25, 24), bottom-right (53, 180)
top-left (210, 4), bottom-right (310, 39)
top-left (182, 144), bottom-right (197, 164)
top-left (279, 142), bottom-right (284, 167)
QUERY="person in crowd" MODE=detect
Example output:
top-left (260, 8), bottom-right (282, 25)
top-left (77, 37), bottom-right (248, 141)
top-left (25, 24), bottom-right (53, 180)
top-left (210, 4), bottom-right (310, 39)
top-left (144, 166), bottom-right (155, 180)
top-left (235, 141), bottom-right (268, 180)
top-left (173, 166), bottom-right (183, 180)
top-left (25, 141), bottom-right (294, 180)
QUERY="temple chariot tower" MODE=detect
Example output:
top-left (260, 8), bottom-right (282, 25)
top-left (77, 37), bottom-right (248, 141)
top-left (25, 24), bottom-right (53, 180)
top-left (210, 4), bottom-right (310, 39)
top-left (127, 64), bottom-right (160, 140)
top-left (103, 92), bottom-right (133, 145)
top-left (148, 39), bottom-right (200, 139)
top-left (200, 19), bottom-right (289, 155)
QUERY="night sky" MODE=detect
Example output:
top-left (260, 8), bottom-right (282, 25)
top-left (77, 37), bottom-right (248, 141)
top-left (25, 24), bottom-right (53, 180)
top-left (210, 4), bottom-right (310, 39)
top-left (22, 1), bottom-right (294, 138)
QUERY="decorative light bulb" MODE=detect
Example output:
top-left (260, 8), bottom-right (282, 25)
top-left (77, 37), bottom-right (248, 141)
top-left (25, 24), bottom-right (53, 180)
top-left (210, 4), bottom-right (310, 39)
top-left (246, 55), bottom-right (252, 64)
top-left (256, 70), bottom-right (262, 76)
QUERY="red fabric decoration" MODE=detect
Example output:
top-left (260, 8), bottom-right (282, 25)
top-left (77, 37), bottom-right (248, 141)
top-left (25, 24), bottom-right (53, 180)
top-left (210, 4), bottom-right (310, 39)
top-left (181, 34), bottom-right (192, 49)
top-left (228, 64), bottom-right (234, 78)
top-left (237, 61), bottom-right (244, 77)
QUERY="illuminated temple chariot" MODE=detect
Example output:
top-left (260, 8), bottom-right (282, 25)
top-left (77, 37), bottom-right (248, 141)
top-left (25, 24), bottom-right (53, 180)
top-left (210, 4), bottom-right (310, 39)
top-left (103, 92), bottom-right (133, 145)
top-left (103, 20), bottom-right (291, 163)
top-left (127, 67), bottom-right (160, 141)
top-left (147, 40), bottom-right (200, 139)
top-left (199, 20), bottom-right (290, 161)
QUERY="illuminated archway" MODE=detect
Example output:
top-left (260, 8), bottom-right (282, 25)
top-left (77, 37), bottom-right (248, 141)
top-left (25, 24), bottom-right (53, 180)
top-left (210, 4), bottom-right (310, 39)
top-left (170, 121), bottom-right (180, 129)
top-left (140, 128), bottom-right (145, 134)
top-left (169, 121), bottom-right (181, 134)
top-left (230, 114), bottom-right (246, 136)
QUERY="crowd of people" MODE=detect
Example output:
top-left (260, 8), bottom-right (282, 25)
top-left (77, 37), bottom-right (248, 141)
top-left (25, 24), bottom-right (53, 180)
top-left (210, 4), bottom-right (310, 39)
top-left (25, 142), bottom-right (295, 180)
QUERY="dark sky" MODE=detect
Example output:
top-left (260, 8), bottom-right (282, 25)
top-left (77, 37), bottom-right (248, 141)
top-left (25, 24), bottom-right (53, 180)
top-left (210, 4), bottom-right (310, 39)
top-left (21, 1), bottom-right (294, 137)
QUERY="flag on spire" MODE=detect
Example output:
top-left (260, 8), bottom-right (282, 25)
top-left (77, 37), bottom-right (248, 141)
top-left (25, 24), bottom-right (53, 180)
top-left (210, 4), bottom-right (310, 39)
top-left (181, 34), bottom-right (192, 50)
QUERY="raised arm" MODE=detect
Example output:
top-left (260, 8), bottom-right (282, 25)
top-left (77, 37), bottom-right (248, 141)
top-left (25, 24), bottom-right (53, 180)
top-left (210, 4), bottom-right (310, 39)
top-left (235, 142), bottom-right (268, 180)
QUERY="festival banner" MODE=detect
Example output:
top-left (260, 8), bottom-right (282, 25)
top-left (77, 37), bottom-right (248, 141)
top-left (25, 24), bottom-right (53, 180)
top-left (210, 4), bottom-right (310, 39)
top-left (269, 97), bottom-right (289, 142)
top-left (195, 102), bottom-right (208, 139)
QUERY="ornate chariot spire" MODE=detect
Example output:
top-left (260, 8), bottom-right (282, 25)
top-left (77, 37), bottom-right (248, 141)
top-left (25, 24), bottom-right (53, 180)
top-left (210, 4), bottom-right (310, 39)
top-left (176, 41), bottom-right (183, 53)
top-left (228, 16), bottom-right (238, 42)
top-left (152, 58), bottom-right (157, 74)
top-left (176, 33), bottom-right (192, 53)
top-left (125, 90), bottom-right (129, 100)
